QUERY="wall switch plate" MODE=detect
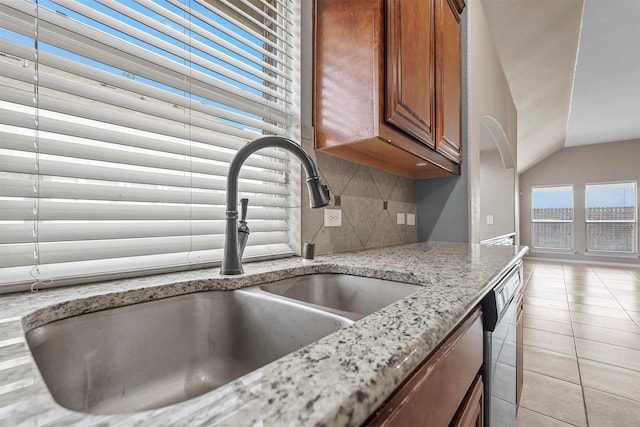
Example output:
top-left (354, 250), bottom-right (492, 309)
top-left (324, 208), bottom-right (342, 227)
top-left (397, 213), bottom-right (405, 225)
top-left (487, 215), bottom-right (494, 225)
top-left (406, 213), bottom-right (415, 226)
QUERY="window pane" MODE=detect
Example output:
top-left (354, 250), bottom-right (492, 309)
top-left (531, 186), bottom-right (574, 250)
top-left (585, 181), bottom-right (637, 253)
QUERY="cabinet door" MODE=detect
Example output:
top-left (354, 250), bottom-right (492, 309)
top-left (435, 0), bottom-right (464, 163)
top-left (386, 0), bottom-right (435, 148)
top-left (451, 375), bottom-right (484, 427)
top-left (516, 290), bottom-right (524, 407)
top-left (366, 308), bottom-right (483, 427)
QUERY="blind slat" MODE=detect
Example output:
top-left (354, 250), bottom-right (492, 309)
top-left (49, 0), bottom-right (290, 101)
top-left (0, 243), bottom-right (293, 291)
top-left (1, 38), bottom-right (290, 128)
top-left (1, 171), bottom-right (289, 207)
top-left (0, 198), bottom-right (289, 221)
top-left (1, 61), bottom-right (288, 139)
top-left (0, 149), bottom-right (289, 188)
top-left (0, 100), bottom-right (290, 162)
top-left (0, 125), bottom-right (289, 174)
top-left (1, 220), bottom-right (289, 244)
top-left (2, 231), bottom-right (289, 267)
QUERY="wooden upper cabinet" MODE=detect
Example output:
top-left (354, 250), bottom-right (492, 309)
top-left (435, 0), bottom-right (464, 163)
top-left (314, 0), bottom-right (465, 180)
top-left (386, 0), bottom-right (436, 148)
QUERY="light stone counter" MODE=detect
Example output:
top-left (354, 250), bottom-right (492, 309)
top-left (0, 242), bottom-right (528, 427)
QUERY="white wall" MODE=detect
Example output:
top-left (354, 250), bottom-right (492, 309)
top-left (468, 0), bottom-right (518, 243)
top-left (519, 139), bottom-right (640, 264)
top-left (480, 149), bottom-right (515, 241)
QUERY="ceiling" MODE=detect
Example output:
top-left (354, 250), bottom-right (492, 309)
top-left (481, 0), bottom-right (640, 173)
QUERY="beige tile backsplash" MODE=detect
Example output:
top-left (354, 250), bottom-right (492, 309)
top-left (301, 137), bottom-right (417, 255)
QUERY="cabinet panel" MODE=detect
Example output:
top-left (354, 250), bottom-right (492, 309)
top-left (367, 308), bottom-right (482, 427)
top-left (516, 288), bottom-right (524, 407)
top-left (386, 0), bottom-right (435, 147)
top-left (451, 375), bottom-right (484, 427)
top-left (435, 0), bottom-right (463, 163)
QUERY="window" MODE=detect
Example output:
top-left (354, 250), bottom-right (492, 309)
top-left (0, 1), bottom-right (299, 292)
top-left (585, 181), bottom-right (637, 254)
top-left (531, 185), bottom-right (574, 250)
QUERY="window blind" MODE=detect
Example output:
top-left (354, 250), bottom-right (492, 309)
top-left (0, 0), bottom-right (300, 292)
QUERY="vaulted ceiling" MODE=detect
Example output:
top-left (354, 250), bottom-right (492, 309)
top-left (481, 0), bottom-right (640, 173)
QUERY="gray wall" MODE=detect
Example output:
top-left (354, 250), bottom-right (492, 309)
top-left (519, 139), bottom-right (640, 264)
top-left (417, 155), bottom-right (469, 243)
top-left (416, 9), bottom-right (469, 243)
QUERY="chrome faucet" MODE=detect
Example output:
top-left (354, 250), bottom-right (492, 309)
top-left (220, 136), bottom-right (330, 275)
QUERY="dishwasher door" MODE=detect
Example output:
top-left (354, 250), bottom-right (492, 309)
top-left (485, 291), bottom-right (518, 427)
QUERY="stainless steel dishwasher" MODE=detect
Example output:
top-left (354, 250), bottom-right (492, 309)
top-left (481, 262), bottom-right (522, 427)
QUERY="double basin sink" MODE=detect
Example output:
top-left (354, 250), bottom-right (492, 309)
top-left (26, 274), bottom-right (421, 415)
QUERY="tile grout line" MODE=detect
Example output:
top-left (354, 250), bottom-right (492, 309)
top-left (523, 261), bottom-right (640, 426)
top-left (562, 263), bottom-right (591, 427)
top-left (595, 270), bottom-right (640, 327)
top-left (519, 400), bottom-right (582, 426)
top-left (519, 261), bottom-right (585, 426)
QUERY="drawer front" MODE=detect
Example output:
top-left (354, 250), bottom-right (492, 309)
top-left (368, 307), bottom-right (483, 427)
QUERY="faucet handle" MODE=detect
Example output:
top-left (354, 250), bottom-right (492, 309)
top-left (240, 198), bottom-right (249, 222)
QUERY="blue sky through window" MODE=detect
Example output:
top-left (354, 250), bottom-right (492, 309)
top-left (586, 183), bottom-right (636, 208)
top-left (532, 187), bottom-right (573, 209)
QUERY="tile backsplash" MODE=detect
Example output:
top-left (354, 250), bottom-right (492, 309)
top-left (301, 137), bottom-right (417, 255)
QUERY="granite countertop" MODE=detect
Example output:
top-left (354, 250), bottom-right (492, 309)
top-left (0, 242), bottom-right (528, 427)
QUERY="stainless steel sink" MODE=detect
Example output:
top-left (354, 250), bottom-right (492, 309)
top-left (259, 274), bottom-right (421, 317)
top-left (25, 289), bottom-right (352, 415)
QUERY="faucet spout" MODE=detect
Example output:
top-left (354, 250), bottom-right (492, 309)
top-left (221, 136), bottom-right (330, 275)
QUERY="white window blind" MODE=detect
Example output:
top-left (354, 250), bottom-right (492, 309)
top-left (585, 181), bottom-right (637, 254)
top-left (0, 0), bottom-right (300, 293)
top-left (531, 185), bottom-right (574, 251)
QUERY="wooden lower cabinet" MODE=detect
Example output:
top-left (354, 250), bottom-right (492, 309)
top-left (451, 375), bottom-right (484, 427)
top-left (366, 308), bottom-right (483, 427)
top-left (516, 286), bottom-right (524, 408)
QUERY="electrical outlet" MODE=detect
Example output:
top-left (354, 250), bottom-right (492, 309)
top-left (406, 213), bottom-right (415, 226)
top-left (397, 213), bottom-right (405, 225)
top-left (487, 215), bottom-right (494, 225)
top-left (324, 208), bottom-right (342, 227)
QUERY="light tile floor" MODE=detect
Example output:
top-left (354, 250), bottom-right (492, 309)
top-left (516, 260), bottom-right (640, 427)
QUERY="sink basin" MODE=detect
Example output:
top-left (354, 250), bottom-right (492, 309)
top-left (260, 274), bottom-right (421, 318)
top-left (25, 289), bottom-right (352, 414)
